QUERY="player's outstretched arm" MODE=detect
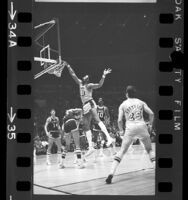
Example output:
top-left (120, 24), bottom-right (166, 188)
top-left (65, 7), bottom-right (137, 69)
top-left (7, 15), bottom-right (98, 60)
top-left (88, 68), bottom-right (112, 90)
top-left (66, 63), bottom-right (82, 85)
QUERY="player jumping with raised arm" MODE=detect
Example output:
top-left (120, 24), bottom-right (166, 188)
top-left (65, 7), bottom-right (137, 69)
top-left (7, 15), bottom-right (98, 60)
top-left (106, 86), bottom-right (155, 184)
top-left (66, 63), bottom-right (114, 156)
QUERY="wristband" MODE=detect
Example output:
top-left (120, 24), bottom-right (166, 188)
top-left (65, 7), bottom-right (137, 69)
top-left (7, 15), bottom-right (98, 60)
top-left (102, 75), bottom-right (106, 78)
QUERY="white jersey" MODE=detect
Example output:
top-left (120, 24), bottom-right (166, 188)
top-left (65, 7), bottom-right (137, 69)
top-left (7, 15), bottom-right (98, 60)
top-left (79, 84), bottom-right (93, 104)
top-left (119, 98), bottom-right (146, 127)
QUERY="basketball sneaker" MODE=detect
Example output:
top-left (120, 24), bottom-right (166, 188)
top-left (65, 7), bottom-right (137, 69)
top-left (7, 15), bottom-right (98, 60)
top-left (105, 174), bottom-right (113, 184)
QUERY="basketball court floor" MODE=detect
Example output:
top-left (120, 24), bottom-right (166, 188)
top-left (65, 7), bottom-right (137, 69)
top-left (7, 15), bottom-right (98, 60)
top-left (34, 143), bottom-right (155, 195)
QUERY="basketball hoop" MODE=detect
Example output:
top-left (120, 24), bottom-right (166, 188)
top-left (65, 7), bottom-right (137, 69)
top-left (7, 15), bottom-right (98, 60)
top-left (53, 63), bottom-right (65, 77)
top-left (34, 60), bottom-right (66, 79)
top-left (34, 18), bottom-right (64, 79)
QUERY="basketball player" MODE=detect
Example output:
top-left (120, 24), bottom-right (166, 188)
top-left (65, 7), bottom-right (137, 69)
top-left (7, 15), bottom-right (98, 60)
top-left (60, 108), bottom-right (84, 169)
top-left (66, 63), bottom-right (115, 156)
top-left (106, 86), bottom-right (155, 184)
top-left (44, 109), bottom-right (62, 165)
top-left (94, 98), bottom-right (116, 158)
top-left (97, 98), bottom-right (110, 126)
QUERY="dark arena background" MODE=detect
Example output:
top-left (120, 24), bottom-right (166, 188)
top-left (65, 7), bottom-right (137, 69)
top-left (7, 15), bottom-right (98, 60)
top-left (33, 3), bottom-right (157, 195)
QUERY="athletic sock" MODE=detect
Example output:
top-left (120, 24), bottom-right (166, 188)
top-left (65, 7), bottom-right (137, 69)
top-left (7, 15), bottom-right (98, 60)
top-left (110, 156), bottom-right (121, 175)
top-left (98, 121), bottom-right (110, 139)
top-left (86, 130), bottom-right (93, 149)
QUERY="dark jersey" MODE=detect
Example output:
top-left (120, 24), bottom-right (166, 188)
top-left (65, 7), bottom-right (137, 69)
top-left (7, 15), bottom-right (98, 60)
top-left (46, 117), bottom-right (60, 132)
top-left (97, 106), bottom-right (106, 121)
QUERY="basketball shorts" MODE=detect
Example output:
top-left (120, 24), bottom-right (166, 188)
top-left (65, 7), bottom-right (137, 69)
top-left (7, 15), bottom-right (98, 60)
top-left (124, 122), bottom-right (150, 141)
top-left (64, 119), bottom-right (78, 133)
top-left (83, 99), bottom-right (97, 115)
top-left (50, 131), bottom-right (60, 138)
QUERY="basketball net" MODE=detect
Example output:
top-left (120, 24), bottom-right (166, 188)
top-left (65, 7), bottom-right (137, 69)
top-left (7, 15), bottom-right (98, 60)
top-left (34, 60), bottom-right (66, 79)
top-left (50, 62), bottom-right (65, 78)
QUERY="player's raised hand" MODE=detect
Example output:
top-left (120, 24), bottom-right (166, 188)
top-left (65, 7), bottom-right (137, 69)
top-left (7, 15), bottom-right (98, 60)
top-left (103, 68), bottom-right (112, 76)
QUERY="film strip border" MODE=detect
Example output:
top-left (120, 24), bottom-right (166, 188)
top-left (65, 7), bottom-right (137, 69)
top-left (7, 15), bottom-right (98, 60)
top-left (157, 1), bottom-right (183, 198)
top-left (6, 0), bottom-right (183, 200)
top-left (7, 0), bottom-right (33, 199)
